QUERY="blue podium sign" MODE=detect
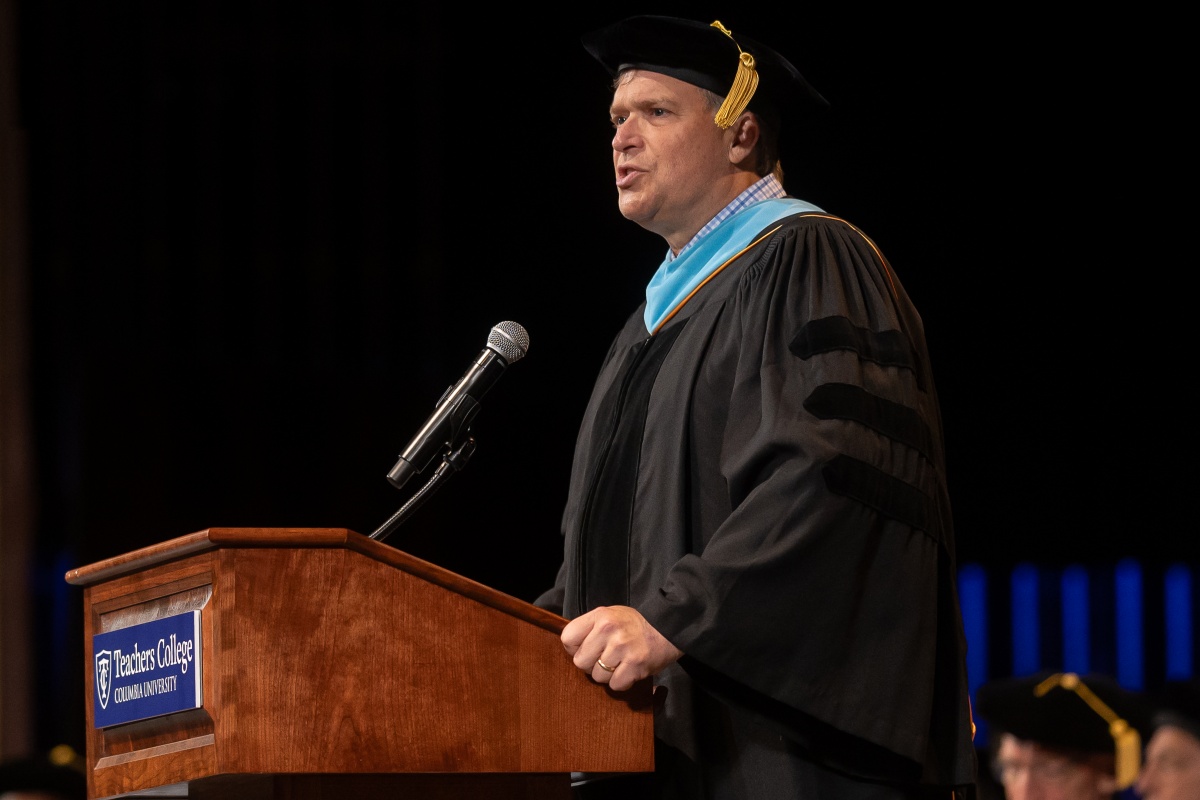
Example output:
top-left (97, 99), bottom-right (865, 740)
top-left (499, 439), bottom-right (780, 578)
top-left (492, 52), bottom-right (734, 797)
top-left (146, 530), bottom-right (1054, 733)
top-left (93, 610), bottom-right (202, 728)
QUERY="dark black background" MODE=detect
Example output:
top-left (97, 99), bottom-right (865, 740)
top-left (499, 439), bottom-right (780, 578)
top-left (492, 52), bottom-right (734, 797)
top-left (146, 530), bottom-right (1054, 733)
top-left (13, 1), bottom-right (1184, 757)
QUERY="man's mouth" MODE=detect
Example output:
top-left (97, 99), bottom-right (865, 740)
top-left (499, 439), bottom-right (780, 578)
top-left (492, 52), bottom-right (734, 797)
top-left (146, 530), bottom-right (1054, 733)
top-left (615, 165), bottom-right (642, 189)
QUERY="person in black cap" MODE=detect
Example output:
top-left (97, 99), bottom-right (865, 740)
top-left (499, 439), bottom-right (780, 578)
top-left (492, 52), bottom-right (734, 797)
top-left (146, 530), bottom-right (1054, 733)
top-left (974, 671), bottom-right (1148, 800)
top-left (1135, 677), bottom-right (1200, 800)
top-left (533, 14), bottom-right (976, 800)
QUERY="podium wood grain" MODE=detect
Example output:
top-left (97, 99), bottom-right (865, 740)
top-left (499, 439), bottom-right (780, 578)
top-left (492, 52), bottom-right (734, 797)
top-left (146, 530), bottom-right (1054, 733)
top-left (66, 528), bottom-right (654, 800)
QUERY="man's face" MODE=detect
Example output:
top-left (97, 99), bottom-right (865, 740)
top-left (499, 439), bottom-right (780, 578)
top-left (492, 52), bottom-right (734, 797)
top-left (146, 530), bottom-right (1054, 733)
top-left (1136, 725), bottom-right (1200, 800)
top-left (607, 69), bottom-right (734, 247)
top-left (992, 734), bottom-right (1116, 800)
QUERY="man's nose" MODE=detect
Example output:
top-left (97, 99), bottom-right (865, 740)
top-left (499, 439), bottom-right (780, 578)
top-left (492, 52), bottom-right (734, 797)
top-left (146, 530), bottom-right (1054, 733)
top-left (612, 120), bottom-right (638, 150)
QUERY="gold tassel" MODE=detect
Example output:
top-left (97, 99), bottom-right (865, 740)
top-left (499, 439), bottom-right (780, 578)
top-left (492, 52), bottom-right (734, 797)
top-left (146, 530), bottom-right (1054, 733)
top-left (710, 21), bottom-right (759, 129)
top-left (1033, 673), bottom-right (1142, 790)
top-left (1111, 719), bottom-right (1142, 790)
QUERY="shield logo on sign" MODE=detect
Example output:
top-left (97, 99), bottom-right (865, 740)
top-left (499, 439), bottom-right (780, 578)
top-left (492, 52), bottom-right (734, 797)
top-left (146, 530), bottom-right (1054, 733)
top-left (95, 649), bottom-right (112, 710)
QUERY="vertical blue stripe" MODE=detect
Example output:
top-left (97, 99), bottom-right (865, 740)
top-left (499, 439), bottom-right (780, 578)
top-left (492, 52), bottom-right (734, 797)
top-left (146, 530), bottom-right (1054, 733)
top-left (1114, 559), bottom-right (1143, 689)
top-left (51, 551), bottom-right (76, 680)
top-left (1061, 565), bottom-right (1090, 674)
top-left (958, 563), bottom-right (988, 693)
top-left (959, 564), bottom-right (990, 746)
top-left (1164, 564), bottom-right (1193, 679)
top-left (1012, 564), bottom-right (1040, 675)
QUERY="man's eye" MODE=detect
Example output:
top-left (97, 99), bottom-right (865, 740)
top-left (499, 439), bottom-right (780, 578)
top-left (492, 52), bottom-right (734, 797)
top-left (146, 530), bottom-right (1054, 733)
top-left (612, 116), bottom-right (627, 127)
top-left (652, 108), bottom-right (667, 117)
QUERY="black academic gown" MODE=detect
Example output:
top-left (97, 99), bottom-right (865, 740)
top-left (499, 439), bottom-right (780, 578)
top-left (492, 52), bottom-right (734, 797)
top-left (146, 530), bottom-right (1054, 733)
top-left (536, 212), bottom-right (977, 798)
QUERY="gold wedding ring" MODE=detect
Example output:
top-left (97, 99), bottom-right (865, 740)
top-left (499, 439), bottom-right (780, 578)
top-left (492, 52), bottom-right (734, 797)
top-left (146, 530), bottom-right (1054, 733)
top-left (596, 657), bottom-right (617, 673)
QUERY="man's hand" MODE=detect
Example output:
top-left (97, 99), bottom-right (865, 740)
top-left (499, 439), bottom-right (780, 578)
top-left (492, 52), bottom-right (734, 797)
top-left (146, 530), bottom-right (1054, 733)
top-left (561, 605), bottom-right (684, 691)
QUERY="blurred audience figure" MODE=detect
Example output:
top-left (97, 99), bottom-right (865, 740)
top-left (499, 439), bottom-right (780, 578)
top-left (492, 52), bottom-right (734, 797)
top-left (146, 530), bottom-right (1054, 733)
top-left (1136, 677), bottom-right (1200, 800)
top-left (975, 671), bottom-right (1150, 800)
top-left (0, 745), bottom-right (86, 800)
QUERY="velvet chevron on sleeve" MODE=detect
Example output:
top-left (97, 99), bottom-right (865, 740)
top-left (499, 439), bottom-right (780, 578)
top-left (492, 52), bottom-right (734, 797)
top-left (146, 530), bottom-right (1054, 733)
top-left (537, 211), bottom-right (976, 796)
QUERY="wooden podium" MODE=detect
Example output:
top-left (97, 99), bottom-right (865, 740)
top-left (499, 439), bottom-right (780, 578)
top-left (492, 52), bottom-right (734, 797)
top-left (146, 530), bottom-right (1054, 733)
top-left (64, 528), bottom-right (654, 800)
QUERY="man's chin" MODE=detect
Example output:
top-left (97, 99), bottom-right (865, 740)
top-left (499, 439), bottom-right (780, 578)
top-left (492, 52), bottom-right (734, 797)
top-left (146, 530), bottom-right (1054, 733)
top-left (617, 197), bottom-right (652, 226)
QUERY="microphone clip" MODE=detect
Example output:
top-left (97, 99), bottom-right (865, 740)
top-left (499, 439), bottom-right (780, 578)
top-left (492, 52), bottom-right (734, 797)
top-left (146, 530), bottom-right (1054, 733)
top-left (370, 436), bottom-right (478, 543)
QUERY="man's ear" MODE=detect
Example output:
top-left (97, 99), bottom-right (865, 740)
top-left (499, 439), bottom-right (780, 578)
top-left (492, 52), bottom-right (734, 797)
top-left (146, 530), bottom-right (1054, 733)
top-left (727, 113), bottom-right (761, 167)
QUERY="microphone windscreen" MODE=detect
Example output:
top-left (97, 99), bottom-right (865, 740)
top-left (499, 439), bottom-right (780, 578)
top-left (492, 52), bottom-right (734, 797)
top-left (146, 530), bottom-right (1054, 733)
top-left (488, 321), bottom-right (530, 364)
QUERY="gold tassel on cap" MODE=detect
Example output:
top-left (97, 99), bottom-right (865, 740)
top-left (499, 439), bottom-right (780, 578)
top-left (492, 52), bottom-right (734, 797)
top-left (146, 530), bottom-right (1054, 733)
top-left (709, 21), bottom-right (759, 129)
top-left (1033, 672), bottom-right (1142, 790)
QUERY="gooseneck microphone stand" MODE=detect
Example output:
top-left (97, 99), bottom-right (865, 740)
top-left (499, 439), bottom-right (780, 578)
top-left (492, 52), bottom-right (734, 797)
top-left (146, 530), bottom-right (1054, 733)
top-left (368, 321), bottom-right (529, 544)
top-left (369, 436), bottom-right (477, 543)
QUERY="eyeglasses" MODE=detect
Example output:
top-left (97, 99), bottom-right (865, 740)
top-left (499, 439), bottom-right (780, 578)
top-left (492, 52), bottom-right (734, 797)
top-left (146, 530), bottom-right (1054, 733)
top-left (992, 757), bottom-right (1081, 785)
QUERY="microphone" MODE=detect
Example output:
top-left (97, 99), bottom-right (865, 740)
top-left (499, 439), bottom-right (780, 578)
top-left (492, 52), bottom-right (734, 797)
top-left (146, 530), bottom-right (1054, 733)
top-left (386, 321), bottom-right (530, 491)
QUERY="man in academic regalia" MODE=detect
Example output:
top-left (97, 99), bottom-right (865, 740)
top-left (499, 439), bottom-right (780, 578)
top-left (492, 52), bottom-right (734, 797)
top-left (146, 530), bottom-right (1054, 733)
top-left (975, 671), bottom-right (1150, 800)
top-left (534, 14), bottom-right (977, 799)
